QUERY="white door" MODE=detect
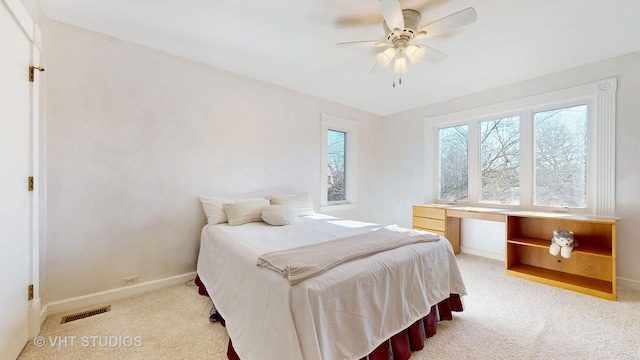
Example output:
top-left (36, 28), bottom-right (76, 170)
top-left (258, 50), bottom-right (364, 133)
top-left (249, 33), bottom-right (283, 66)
top-left (0, 2), bottom-right (32, 359)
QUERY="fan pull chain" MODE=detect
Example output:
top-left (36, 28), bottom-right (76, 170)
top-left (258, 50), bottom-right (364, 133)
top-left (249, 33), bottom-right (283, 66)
top-left (392, 74), bottom-right (402, 88)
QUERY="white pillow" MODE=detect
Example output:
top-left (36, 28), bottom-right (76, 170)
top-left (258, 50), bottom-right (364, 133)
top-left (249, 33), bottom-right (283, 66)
top-left (199, 196), bottom-right (236, 225)
top-left (268, 193), bottom-right (315, 216)
top-left (223, 198), bottom-right (270, 226)
top-left (261, 205), bottom-right (299, 226)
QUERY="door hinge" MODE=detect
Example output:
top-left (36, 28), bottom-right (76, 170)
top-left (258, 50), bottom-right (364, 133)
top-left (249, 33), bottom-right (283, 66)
top-left (28, 285), bottom-right (34, 301)
top-left (28, 176), bottom-right (34, 191)
top-left (29, 66), bottom-right (45, 82)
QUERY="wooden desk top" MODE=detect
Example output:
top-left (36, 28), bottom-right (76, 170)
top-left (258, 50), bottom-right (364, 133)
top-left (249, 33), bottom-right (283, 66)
top-left (445, 207), bottom-right (507, 222)
top-left (416, 204), bottom-right (616, 223)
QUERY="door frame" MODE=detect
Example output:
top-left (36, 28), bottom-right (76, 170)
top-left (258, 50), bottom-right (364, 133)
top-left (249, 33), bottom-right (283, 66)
top-left (2, 0), bottom-right (43, 340)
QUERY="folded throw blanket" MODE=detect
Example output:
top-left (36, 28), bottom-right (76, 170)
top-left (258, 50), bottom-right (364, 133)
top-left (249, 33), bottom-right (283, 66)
top-left (257, 227), bottom-right (440, 285)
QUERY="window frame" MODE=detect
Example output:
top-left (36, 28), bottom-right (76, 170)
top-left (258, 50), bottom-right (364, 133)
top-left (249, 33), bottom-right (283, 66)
top-left (320, 113), bottom-right (358, 211)
top-left (427, 78), bottom-right (616, 216)
top-left (529, 102), bottom-right (593, 212)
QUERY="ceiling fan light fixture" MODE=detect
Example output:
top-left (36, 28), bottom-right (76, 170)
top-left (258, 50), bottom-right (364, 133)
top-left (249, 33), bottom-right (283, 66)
top-left (393, 55), bottom-right (408, 75)
top-left (376, 47), bottom-right (397, 67)
top-left (405, 45), bottom-right (426, 64)
top-left (335, 1), bottom-right (477, 88)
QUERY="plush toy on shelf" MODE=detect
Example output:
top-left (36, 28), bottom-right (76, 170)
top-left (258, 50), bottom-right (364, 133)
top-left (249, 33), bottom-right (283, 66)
top-left (549, 229), bottom-right (577, 259)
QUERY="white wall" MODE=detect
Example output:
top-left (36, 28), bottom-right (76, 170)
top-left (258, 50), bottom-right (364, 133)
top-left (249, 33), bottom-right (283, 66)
top-left (39, 14), bottom-right (640, 302)
top-left (43, 20), bottom-right (383, 303)
top-left (383, 50), bottom-right (640, 288)
top-left (19, 0), bottom-right (41, 22)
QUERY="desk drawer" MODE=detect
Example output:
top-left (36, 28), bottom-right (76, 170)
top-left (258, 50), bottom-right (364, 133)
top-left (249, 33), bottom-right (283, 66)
top-left (412, 206), bottom-right (446, 220)
top-left (412, 217), bottom-right (446, 232)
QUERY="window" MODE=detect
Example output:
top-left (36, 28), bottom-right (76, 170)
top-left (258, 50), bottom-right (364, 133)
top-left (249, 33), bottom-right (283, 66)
top-left (430, 78), bottom-right (617, 216)
top-left (327, 130), bottom-right (346, 202)
top-left (534, 105), bottom-right (587, 208)
top-left (321, 114), bottom-right (357, 210)
top-left (438, 125), bottom-right (468, 202)
top-left (480, 116), bottom-right (520, 205)
top-left (437, 105), bottom-right (586, 211)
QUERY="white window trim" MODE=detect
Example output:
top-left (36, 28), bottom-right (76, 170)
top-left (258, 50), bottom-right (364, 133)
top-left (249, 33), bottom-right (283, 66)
top-left (320, 113), bottom-right (358, 212)
top-left (426, 78), bottom-right (616, 217)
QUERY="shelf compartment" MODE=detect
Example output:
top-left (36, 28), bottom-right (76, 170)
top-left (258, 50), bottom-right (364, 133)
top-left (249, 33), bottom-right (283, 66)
top-left (506, 216), bottom-right (614, 250)
top-left (507, 242), bottom-right (612, 282)
top-left (506, 264), bottom-right (615, 300)
top-left (507, 237), bottom-right (612, 257)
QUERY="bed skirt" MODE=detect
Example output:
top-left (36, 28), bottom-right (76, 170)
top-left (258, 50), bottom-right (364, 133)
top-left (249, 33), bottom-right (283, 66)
top-left (195, 275), bottom-right (463, 360)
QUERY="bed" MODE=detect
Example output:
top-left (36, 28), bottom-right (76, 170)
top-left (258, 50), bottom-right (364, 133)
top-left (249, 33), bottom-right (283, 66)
top-left (196, 204), bottom-right (466, 360)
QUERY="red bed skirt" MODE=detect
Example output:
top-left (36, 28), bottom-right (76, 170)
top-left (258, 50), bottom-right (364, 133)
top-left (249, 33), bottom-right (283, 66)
top-left (195, 275), bottom-right (463, 360)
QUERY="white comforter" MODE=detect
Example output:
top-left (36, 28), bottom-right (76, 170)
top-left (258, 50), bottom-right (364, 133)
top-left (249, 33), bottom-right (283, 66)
top-left (196, 214), bottom-right (467, 360)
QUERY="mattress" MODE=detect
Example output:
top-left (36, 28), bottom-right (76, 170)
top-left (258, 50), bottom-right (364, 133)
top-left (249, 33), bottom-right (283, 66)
top-left (196, 214), bottom-right (467, 360)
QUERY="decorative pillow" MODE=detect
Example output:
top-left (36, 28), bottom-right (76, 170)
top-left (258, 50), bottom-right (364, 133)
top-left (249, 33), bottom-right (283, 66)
top-left (199, 196), bottom-right (236, 225)
top-left (261, 205), bottom-right (299, 226)
top-left (223, 198), bottom-right (270, 226)
top-left (268, 193), bottom-right (315, 216)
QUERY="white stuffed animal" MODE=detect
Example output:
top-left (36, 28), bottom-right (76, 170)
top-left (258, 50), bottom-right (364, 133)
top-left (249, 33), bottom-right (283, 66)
top-left (549, 230), bottom-right (577, 259)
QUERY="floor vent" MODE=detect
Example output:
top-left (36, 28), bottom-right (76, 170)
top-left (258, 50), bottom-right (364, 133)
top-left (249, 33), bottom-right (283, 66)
top-left (61, 305), bottom-right (111, 324)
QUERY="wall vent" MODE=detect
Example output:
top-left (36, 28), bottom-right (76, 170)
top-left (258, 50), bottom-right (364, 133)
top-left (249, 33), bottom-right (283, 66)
top-left (60, 305), bottom-right (111, 324)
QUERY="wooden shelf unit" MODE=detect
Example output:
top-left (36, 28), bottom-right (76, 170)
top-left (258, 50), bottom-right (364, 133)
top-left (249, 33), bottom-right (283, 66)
top-left (505, 213), bottom-right (616, 300)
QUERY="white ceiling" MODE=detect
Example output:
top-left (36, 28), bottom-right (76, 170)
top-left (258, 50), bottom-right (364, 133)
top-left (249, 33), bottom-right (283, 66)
top-left (36, 0), bottom-right (640, 116)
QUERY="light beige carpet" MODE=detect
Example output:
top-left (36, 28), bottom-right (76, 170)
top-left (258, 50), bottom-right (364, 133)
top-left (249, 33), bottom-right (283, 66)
top-left (18, 254), bottom-right (640, 360)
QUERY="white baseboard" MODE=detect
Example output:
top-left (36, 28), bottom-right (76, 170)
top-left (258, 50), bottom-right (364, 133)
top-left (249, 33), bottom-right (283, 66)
top-left (28, 298), bottom-right (42, 340)
top-left (460, 246), bottom-right (504, 261)
top-left (40, 303), bottom-right (48, 326)
top-left (617, 277), bottom-right (640, 292)
top-left (44, 272), bottom-right (197, 317)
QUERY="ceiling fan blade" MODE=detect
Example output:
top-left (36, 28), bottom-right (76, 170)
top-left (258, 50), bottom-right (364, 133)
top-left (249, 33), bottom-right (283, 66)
top-left (335, 13), bottom-right (384, 27)
top-left (417, 45), bottom-right (448, 63)
top-left (379, 0), bottom-right (405, 31)
top-left (369, 62), bottom-right (388, 73)
top-left (414, 7), bottom-right (477, 39)
top-left (411, 0), bottom-right (449, 14)
top-left (336, 40), bottom-right (389, 48)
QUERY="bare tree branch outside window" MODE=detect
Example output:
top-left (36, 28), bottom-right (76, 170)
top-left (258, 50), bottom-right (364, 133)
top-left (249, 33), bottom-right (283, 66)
top-left (480, 117), bottom-right (520, 205)
top-left (439, 125), bottom-right (468, 201)
top-left (534, 105), bottom-right (587, 208)
top-left (327, 130), bottom-right (346, 202)
top-left (437, 104), bottom-right (588, 209)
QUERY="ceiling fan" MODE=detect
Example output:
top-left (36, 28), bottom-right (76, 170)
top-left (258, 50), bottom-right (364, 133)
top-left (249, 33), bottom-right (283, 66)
top-left (337, 0), bottom-right (477, 87)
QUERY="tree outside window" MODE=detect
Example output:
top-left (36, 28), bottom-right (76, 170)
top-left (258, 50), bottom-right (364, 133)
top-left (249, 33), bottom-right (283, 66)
top-left (534, 105), bottom-right (587, 208)
top-left (439, 125), bottom-right (468, 202)
top-left (480, 117), bottom-right (520, 205)
top-left (327, 129), bottom-right (346, 202)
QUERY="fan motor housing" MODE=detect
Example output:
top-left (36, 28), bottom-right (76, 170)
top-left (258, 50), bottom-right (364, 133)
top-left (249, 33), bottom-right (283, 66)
top-left (383, 9), bottom-right (421, 42)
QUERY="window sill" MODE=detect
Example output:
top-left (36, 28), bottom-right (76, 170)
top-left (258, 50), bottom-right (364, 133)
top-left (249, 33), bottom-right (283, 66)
top-left (319, 203), bottom-right (357, 212)
top-left (431, 202), bottom-right (607, 218)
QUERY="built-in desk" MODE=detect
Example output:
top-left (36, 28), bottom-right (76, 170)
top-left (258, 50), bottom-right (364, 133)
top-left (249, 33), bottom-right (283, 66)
top-left (412, 204), bottom-right (506, 254)
top-left (412, 204), bottom-right (617, 300)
